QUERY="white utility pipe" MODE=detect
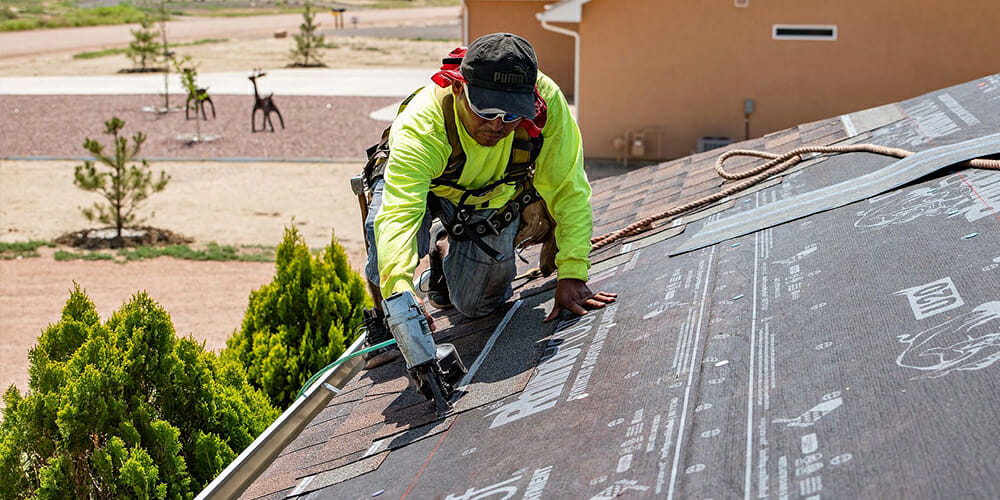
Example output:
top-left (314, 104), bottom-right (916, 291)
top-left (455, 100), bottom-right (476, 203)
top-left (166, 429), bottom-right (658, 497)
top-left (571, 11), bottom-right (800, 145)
top-left (539, 20), bottom-right (581, 127)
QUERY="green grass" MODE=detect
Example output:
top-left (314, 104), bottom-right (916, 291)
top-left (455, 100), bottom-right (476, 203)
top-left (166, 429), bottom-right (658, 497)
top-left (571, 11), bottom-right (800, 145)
top-left (1, 0), bottom-right (462, 32)
top-left (0, 3), bottom-right (153, 32)
top-left (182, 37), bottom-right (227, 46)
top-left (335, 0), bottom-right (460, 9)
top-left (188, 7), bottom-right (304, 17)
top-left (73, 47), bottom-right (127, 59)
top-left (54, 250), bottom-right (114, 261)
top-left (73, 38), bottom-right (228, 60)
top-left (53, 243), bottom-right (275, 263)
top-left (0, 240), bottom-right (56, 259)
top-left (6, 238), bottom-right (274, 263)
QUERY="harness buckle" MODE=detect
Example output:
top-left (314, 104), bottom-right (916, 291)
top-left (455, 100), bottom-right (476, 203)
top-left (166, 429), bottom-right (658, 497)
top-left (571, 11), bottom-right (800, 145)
top-left (485, 211), bottom-right (502, 235)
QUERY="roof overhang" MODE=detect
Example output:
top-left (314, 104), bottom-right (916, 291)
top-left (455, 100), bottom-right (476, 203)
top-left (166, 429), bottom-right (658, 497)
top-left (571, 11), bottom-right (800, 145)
top-left (536, 0), bottom-right (590, 23)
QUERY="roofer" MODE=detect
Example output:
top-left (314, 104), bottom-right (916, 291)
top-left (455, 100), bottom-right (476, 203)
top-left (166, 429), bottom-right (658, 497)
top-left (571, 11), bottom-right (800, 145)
top-left (361, 32), bottom-right (617, 368)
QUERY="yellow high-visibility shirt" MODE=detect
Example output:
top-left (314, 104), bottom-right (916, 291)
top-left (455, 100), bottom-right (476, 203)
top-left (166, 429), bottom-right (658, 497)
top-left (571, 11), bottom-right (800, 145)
top-left (375, 72), bottom-right (592, 297)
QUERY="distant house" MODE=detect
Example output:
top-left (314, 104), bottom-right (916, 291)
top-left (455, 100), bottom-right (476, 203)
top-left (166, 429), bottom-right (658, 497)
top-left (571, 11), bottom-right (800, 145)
top-left (463, 0), bottom-right (1000, 161)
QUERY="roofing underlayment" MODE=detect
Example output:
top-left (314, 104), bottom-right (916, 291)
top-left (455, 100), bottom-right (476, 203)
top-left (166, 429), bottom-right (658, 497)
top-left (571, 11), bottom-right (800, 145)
top-left (239, 73), bottom-right (1000, 499)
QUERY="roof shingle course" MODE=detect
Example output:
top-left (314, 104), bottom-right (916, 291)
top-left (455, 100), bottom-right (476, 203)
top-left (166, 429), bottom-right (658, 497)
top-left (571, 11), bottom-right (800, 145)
top-left (239, 72), bottom-right (1000, 499)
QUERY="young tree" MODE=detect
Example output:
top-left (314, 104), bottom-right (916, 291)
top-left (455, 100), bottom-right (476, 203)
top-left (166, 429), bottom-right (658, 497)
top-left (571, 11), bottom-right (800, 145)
top-left (224, 226), bottom-right (370, 409)
top-left (74, 117), bottom-right (170, 245)
top-left (157, 0), bottom-right (171, 110)
top-left (289, 1), bottom-right (326, 67)
top-left (0, 285), bottom-right (279, 498)
top-left (174, 56), bottom-right (206, 141)
top-left (126, 15), bottom-right (161, 71)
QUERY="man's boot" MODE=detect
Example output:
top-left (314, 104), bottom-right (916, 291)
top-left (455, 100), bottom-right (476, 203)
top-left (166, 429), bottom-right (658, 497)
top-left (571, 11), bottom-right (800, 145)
top-left (427, 235), bottom-right (452, 310)
top-left (362, 307), bottom-right (399, 369)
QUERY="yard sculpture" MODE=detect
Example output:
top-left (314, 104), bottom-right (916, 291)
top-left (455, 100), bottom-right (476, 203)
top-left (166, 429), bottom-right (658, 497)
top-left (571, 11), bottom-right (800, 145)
top-left (184, 68), bottom-right (215, 121)
top-left (249, 69), bottom-right (284, 132)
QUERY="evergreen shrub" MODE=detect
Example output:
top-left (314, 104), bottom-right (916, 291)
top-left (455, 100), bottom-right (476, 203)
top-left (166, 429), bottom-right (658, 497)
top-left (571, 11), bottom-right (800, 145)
top-left (225, 226), bottom-right (370, 409)
top-left (0, 285), bottom-right (279, 498)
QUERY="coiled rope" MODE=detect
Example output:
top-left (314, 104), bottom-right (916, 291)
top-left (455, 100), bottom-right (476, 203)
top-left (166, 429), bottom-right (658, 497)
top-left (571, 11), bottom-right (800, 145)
top-left (590, 144), bottom-right (1000, 251)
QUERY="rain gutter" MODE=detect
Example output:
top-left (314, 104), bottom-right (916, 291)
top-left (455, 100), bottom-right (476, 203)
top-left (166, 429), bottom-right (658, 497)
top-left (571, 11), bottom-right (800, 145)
top-left (195, 335), bottom-right (367, 500)
top-left (536, 0), bottom-right (589, 124)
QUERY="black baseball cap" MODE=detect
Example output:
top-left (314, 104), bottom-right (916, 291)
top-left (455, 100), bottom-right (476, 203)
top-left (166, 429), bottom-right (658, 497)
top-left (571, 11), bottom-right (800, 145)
top-left (460, 33), bottom-right (538, 119)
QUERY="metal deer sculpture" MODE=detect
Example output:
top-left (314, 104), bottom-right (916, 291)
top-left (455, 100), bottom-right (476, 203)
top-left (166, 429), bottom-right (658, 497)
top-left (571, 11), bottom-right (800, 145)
top-left (184, 68), bottom-right (215, 121)
top-left (249, 68), bottom-right (284, 132)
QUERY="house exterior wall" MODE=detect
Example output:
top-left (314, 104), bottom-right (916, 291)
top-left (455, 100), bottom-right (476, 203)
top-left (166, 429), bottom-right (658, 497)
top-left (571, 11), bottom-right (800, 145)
top-left (578, 0), bottom-right (1000, 160)
top-left (465, 0), bottom-right (576, 95)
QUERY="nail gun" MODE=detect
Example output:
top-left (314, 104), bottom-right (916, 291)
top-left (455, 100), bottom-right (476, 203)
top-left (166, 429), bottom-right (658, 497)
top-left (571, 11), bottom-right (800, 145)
top-left (382, 291), bottom-right (467, 414)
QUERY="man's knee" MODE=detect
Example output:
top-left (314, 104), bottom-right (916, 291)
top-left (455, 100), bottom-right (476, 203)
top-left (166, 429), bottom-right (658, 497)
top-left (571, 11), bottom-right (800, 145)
top-left (451, 290), bottom-right (510, 318)
top-left (445, 254), bottom-right (516, 318)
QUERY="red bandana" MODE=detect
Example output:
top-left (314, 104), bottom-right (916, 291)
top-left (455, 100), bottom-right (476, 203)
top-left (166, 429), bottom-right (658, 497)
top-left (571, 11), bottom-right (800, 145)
top-left (431, 47), bottom-right (547, 138)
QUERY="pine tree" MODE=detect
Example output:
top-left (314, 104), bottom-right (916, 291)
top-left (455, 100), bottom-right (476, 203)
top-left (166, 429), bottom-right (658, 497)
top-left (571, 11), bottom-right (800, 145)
top-left (73, 117), bottom-right (170, 245)
top-left (126, 15), bottom-right (161, 71)
top-left (289, 1), bottom-right (326, 67)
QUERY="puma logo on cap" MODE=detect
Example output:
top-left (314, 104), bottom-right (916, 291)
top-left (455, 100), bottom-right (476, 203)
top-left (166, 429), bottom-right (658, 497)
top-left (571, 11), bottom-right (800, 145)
top-left (493, 66), bottom-right (527, 85)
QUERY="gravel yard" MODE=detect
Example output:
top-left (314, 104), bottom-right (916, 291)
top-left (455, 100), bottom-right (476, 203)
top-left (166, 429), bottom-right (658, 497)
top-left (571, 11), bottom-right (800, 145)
top-left (2, 94), bottom-right (398, 159)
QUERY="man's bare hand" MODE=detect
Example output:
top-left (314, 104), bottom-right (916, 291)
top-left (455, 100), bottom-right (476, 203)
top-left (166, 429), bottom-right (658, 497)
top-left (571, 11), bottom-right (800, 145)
top-left (544, 278), bottom-right (618, 322)
top-left (416, 294), bottom-right (437, 331)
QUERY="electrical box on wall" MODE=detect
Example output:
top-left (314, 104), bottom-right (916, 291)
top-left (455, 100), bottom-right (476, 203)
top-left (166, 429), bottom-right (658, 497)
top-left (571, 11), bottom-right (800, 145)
top-left (697, 137), bottom-right (733, 153)
top-left (614, 127), bottom-right (664, 167)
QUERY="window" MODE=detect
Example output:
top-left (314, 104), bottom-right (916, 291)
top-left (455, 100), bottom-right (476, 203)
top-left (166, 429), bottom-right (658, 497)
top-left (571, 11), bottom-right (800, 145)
top-left (772, 25), bottom-right (837, 41)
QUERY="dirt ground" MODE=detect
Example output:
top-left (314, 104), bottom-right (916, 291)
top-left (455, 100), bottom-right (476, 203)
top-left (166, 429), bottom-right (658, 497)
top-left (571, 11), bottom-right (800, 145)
top-left (0, 12), bottom-right (457, 395)
top-left (0, 31), bottom-right (460, 76)
top-left (0, 159), bottom-right (370, 395)
top-left (2, 160), bottom-right (370, 259)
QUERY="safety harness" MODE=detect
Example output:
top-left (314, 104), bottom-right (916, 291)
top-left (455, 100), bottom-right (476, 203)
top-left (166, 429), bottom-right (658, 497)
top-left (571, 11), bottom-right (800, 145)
top-left (363, 48), bottom-right (548, 262)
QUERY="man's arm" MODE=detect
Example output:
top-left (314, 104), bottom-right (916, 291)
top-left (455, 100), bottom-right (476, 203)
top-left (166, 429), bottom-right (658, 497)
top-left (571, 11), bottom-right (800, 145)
top-left (532, 74), bottom-right (592, 281)
top-left (531, 74), bottom-right (617, 320)
top-left (374, 89), bottom-right (450, 298)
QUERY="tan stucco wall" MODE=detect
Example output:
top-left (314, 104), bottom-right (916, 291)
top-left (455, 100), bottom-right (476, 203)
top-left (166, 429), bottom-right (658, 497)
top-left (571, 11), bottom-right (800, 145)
top-left (579, 0), bottom-right (1000, 160)
top-left (465, 0), bottom-right (576, 96)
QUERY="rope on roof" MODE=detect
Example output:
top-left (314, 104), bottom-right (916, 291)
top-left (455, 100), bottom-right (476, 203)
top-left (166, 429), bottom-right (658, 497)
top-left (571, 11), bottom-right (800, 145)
top-left (590, 144), bottom-right (1000, 251)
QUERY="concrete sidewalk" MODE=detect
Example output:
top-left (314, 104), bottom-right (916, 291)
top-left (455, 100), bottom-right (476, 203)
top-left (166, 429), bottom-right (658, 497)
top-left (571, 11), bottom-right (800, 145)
top-left (0, 68), bottom-right (435, 97)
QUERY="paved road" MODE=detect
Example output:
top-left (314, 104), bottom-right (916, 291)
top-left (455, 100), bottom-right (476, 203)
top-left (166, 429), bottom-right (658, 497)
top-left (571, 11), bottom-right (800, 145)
top-left (0, 6), bottom-right (460, 59)
top-left (0, 6), bottom-right (460, 97)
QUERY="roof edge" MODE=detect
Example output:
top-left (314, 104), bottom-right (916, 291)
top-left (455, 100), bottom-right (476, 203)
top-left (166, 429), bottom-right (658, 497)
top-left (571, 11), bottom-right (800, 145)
top-left (195, 335), bottom-right (367, 500)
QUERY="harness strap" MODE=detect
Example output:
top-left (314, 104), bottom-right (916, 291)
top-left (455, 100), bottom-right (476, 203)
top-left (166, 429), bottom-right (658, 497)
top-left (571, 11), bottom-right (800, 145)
top-left (431, 87), bottom-right (544, 192)
top-left (439, 88), bottom-right (467, 181)
top-left (463, 226), bottom-right (506, 261)
top-left (443, 187), bottom-right (542, 261)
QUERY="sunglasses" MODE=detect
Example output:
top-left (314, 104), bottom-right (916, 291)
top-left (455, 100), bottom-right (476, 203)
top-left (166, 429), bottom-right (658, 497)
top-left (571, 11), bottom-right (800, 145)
top-left (462, 85), bottom-right (522, 123)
